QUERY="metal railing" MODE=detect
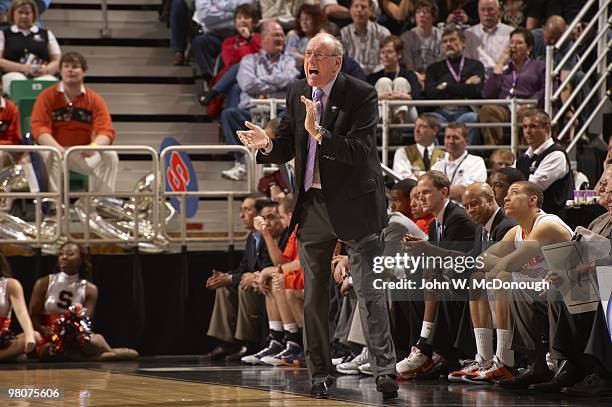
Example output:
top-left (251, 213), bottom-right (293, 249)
top-left (251, 98), bottom-right (536, 166)
top-left (0, 145), bottom-right (62, 246)
top-left (62, 145), bottom-right (159, 245)
top-left (100, 0), bottom-right (111, 38)
top-left (545, 0), bottom-right (611, 152)
top-left (160, 145), bottom-right (255, 245)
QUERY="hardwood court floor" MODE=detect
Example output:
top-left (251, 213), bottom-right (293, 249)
top-left (0, 357), bottom-right (611, 406)
top-left (0, 365), bottom-right (363, 407)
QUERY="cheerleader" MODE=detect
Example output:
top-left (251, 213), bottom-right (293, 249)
top-left (29, 242), bottom-right (138, 361)
top-left (0, 254), bottom-right (37, 361)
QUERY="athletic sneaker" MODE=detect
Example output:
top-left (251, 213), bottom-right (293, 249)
top-left (221, 162), bottom-right (246, 181)
top-left (332, 351), bottom-right (356, 366)
top-left (396, 346), bottom-right (434, 378)
top-left (358, 362), bottom-right (373, 376)
top-left (241, 339), bottom-right (283, 365)
top-left (261, 341), bottom-right (301, 366)
top-left (448, 357), bottom-right (484, 382)
top-left (336, 347), bottom-right (369, 375)
top-left (279, 343), bottom-right (305, 367)
top-left (464, 356), bottom-right (515, 384)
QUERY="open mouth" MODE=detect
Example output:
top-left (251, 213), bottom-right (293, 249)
top-left (308, 68), bottom-right (319, 77)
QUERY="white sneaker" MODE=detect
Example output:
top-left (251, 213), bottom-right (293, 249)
top-left (396, 346), bottom-right (434, 378)
top-left (358, 362), bottom-right (373, 375)
top-left (336, 347), bottom-right (369, 375)
top-left (221, 162), bottom-right (246, 181)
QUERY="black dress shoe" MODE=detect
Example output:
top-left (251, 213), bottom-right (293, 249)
top-left (376, 375), bottom-right (399, 400)
top-left (310, 377), bottom-right (334, 399)
top-left (202, 343), bottom-right (240, 361)
top-left (561, 372), bottom-right (612, 397)
top-left (497, 365), bottom-right (553, 388)
top-left (225, 345), bottom-right (249, 361)
top-left (529, 360), bottom-right (584, 393)
top-left (198, 91), bottom-right (217, 106)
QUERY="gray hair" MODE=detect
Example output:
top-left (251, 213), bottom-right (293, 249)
top-left (442, 23), bottom-right (466, 41)
top-left (519, 108), bottom-right (551, 128)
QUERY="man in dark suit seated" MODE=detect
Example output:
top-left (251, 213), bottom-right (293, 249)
top-left (399, 171), bottom-right (477, 378)
top-left (235, 33), bottom-right (398, 400)
top-left (203, 195), bottom-right (274, 361)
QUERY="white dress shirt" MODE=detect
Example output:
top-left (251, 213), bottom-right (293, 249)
top-left (464, 23), bottom-right (514, 72)
top-left (431, 151), bottom-right (487, 186)
top-left (524, 137), bottom-right (568, 192)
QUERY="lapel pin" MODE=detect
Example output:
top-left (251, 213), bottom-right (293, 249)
top-left (331, 106), bottom-right (338, 112)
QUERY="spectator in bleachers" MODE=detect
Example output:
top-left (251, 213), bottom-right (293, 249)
top-left (318, 21), bottom-right (367, 81)
top-left (285, 4), bottom-right (327, 68)
top-left (401, 0), bottom-right (444, 90)
top-left (392, 113), bottom-right (445, 180)
top-left (431, 122), bottom-right (487, 201)
top-left (531, 15), bottom-right (577, 68)
top-left (30, 52), bottom-right (118, 194)
top-left (340, 0), bottom-right (390, 75)
top-left (221, 21), bottom-right (299, 181)
top-left (168, 0), bottom-right (192, 66)
top-left (480, 27), bottom-right (545, 145)
top-left (0, 0), bottom-right (60, 96)
top-left (488, 148), bottom-right (514, 172)
top-left (499, 0), bottom-right (545, 28)
top-left (199, 3), bottom-right (260, 109)
top-left (368, 35), bottom-right (419, 126)
top-left (261, 0), bottom-right (317, 30)
top-left (0, 95), bottom-right (21, 148)
top-left (464, 0), bottom-right (514, 75)
top-left (203, 195), bottom-right (272, 361)
top-left (192, 0), bottom-right (256, 82)
top-left (321, 0), bottom-right (355, 28)
top-left (424, 24), bottom-right (484, 144)
top-left (438, 0), bottom-right (479, 28)
top-left (379, 0), bottom-right (413, 35)
top-left (515, 108), bottom-right (572, 217)
top-left (488, 166), bottom-right (525, 206)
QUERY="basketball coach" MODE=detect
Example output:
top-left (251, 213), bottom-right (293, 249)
top-left (236, 33), bottom-right (398, 400)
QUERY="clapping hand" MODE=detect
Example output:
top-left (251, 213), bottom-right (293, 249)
top-left (300, 95), bottom-right (321, 140)
top-left (237, 121), bottom-right (270, 149)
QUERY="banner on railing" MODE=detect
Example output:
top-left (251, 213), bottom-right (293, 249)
top-left (161, 137), bottom-right (199, 218)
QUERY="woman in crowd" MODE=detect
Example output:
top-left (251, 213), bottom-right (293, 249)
top-left (199, 3), bottom-right (260, 111)
top-left (0, 0), bottom-right (59, 96)
top-left (0, 254), bottom-right (37, 361)
top-left (29, 242), bottom-right (138, 361)
top-left (285, 4), bottom-right (326, 68)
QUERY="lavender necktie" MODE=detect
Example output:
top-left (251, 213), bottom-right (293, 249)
top-left (304, 88), bottom-right (324, 191)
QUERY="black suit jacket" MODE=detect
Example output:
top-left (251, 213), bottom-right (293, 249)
top-left (257, 73), bottom-right (388, 241)
top-left (229, 231), bottom-right (273, 287)
top-left (471, 208), bottom-right (516, 256)
top-left (428, 201), bottom-right (478, 252)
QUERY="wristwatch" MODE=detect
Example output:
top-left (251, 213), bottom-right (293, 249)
top-left (314, 124), bottom-right (323, 142)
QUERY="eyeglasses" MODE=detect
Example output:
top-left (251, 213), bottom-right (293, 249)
top-left (304, 51), bottom-right (339, 61)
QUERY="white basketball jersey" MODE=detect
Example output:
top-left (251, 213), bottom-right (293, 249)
top-left (44, 272), bottom-right (87, 314)
top-left (514, 211), bottom-right (573, 279)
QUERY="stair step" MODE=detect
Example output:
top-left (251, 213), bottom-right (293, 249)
top-left (85, 64), bottom-right (193, 79)
top-left (113, 122), bottom-right (219, 148)
top-left (62, 45), bottom-right (175, 59)
top-left (45, 9), bottom-right (160, 23)
top-left (53, 0), bottom-right (162, 5)
top-left (48, 21), bottom-right (168, 40)
top-left (88, 83), bottom-right (197, 96)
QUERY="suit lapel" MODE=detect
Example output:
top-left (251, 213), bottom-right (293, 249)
top-left (322, 73), bottom-right (344, 129)
top-left (441, 201), bottom-right (455, 239)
